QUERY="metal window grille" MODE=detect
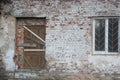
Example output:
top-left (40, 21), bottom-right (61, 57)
top-left (108, 18), bottom-right (118, 52)
top-left (94, 18), bottom-right (119, 52)
top-left (95, 19), bottom-right (105, 51)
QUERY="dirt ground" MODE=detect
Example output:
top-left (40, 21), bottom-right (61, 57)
top-left (7, 73), bottom-right (120, 80)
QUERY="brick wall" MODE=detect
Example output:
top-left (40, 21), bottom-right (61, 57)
top-left (0, 0), bottom-right (120, 74)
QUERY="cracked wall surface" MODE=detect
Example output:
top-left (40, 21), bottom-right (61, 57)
top-left (0, 0), bottom-right (120, 74)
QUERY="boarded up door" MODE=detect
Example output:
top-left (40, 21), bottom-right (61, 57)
top-left (23, 25), bottom-right (46, 69)
top-left (15, 18), bottom-right (46, 69)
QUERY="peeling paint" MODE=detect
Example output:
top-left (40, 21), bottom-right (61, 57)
top-left (4, 48), bottom-right (16, 71)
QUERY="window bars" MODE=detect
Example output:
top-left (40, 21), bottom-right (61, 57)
top-left (94, 18), bottom-right (119, 53)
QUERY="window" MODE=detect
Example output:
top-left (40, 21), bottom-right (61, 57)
top-left (93, 17), bottom-right (119, 54)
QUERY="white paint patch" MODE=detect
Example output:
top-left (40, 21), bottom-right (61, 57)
top-left (1, 16), bottom-right (16, 71)
top-left (0, 16), bottom-right (7, 47)
top-left (0, 38), bottom-right (5, 47)
top-left (3, 48), bottom-right (16, 71)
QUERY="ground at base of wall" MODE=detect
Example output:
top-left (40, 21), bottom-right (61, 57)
top-left (7, 72), bottom-right (120, 80)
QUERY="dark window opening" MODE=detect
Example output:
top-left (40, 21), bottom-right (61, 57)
top-left (95, 19), bottom-right (105, 51)
top-left (94, 17), bottom-right (119, 53)
top-left (108, 18), bottom-right (118, 52)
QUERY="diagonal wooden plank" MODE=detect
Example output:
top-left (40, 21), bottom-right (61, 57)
top-left (23, 26), bottom-right (45, 44)
top-left (24, 56), bottom-right (33, 69)
top-left (25, 36), bottom-right (45, 45)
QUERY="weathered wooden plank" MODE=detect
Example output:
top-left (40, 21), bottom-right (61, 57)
top-left (24, 49), bottom-right (45, 51)
top-left (23, 56), bottom-right (33, 69)
top-left (23, 26), bottom-right (45, 44)
top-left (25, 36), bottom-right (45, 45)
top-left (17, 43), bottom-right (36, 47)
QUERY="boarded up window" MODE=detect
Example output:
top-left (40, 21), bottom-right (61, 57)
top-left (15, 17), bottom-right (46, 69)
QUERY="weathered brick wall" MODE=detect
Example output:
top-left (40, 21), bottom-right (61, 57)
top-left (1, 0), bottom-right (120, 74)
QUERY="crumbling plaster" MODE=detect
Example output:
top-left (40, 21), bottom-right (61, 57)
top-left (0, 0), bottom-right (120, 73)
top-left (0, 15), bottom-right (16, 71)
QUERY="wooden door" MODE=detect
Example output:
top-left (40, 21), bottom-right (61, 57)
top-left (23, 25), bottom-right (46, 69)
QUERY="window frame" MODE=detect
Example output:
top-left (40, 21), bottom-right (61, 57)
top-left (93, 17), bottom-right (120, 54)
